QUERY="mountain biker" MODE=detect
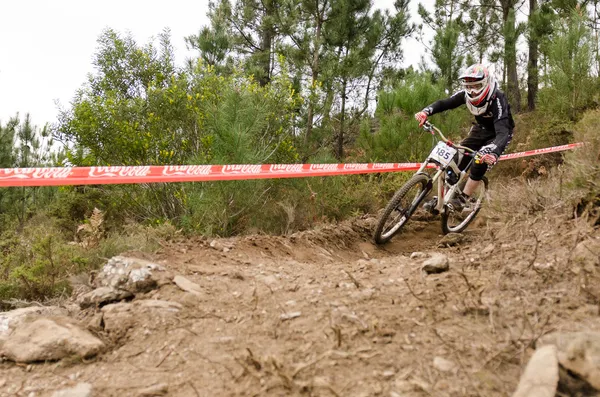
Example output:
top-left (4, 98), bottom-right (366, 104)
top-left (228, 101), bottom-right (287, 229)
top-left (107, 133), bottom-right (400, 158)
top-left (414, 64), bottom-right (515, 212)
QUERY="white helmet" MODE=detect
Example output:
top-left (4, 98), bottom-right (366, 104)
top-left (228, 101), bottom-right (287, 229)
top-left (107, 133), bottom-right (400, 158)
top-left (458, 64), bottom-right (497, 116)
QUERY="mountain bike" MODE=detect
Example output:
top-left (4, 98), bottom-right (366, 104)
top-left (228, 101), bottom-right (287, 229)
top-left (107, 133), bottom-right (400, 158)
top-left (373, 121), bottom-right (489, 244)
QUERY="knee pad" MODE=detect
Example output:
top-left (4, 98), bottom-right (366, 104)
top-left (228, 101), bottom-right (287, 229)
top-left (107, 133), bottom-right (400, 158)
top-left (469, 162), bottom-right (488, 181)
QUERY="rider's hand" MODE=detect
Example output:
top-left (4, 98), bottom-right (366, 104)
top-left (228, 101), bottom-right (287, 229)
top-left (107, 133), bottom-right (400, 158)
top-left (477, 152), bottom-right (498, 165)
top-left (477, 143), bottom-right (498, 165)
top-left (414, 111), bottom-right (428, 127)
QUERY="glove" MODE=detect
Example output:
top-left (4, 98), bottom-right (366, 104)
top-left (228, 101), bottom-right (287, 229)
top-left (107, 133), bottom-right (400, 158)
top-left (415, 111), bottom-right (428, 127)
top-left (478, 153), bottom-right (498, 165)
top-left (477, 144), bottom-right (499, 165)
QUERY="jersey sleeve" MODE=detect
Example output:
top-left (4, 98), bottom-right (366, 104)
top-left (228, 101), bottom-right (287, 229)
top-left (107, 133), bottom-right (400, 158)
top-left (422, 91), bottom-right (466, 116)
top-left (490, 94), bottom-right (513, 155)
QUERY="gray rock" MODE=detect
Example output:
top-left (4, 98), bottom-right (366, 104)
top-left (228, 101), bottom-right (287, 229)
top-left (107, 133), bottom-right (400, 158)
top-left (571, 239), bottom-right (600, 271)
top-left (1, 317), bottom-right (104, 363)
top-left (137, 383), bottom-right (168, 396)
top-left (101, 300), bottom-right (182, 336)
top-left (481, 243), bottom-right (495, 255)
top-left (95, 256), bottom-right (173, 293)
top-left (437, 233), bottom-right (464, 247)
top-left (77, 286), bottom-right (134, 309)
top-left (51, 383), bottom-right (93, 397)
top-left (0, 306), bottom-right (67, 342)
top-left (537, 331), bottom-right (600, 390)
top-left (410, 252), bottom-right (428, 259)
top-left (86, 313), bottom-right (104, 332)
top-left (512, 345), bottom-right (559, 397)
top-left (173, 275), bottom-right (202, 296)
top-left (421, 253), bottom-right (449, 274)
top-left (433, 356), bottom-right (455, 372)
top-left (280, 312), bottom-right (302, 321)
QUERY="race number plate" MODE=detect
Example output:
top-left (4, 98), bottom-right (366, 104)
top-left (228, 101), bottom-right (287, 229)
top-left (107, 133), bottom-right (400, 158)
top-left (428, 141), bottom-right (457, 167)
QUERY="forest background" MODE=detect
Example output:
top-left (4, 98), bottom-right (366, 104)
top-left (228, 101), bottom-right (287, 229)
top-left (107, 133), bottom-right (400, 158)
top-left (0, 0), bottom-right (599, 305)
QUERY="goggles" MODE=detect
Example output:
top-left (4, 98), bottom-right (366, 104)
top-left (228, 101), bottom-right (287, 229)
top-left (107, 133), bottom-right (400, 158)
top-left (461, 79), bottom-right (485, 96)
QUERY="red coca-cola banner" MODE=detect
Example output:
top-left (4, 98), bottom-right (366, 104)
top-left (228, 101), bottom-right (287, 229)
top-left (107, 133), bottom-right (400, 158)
top-left (0, 142), bottom-right (583, 187)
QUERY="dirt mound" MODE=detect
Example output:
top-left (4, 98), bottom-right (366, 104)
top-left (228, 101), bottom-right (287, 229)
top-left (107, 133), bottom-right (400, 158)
top-left (0, 212), bottom-right (598, 397)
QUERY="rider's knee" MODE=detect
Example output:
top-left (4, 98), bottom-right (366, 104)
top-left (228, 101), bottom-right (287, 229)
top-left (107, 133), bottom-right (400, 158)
top-left (469, 163), bottom-right (488, 181)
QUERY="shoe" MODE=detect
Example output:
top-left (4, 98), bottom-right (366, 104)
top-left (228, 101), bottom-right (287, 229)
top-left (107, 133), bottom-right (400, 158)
top-left (423, 196), bottom-right (438, 214)
top-left (448, 194), bottom-right (468, 212)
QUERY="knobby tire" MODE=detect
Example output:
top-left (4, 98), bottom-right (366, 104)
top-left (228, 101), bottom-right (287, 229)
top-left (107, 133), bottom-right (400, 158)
top-left (440, 176), bottom-right (489, 234)
top-left (373, 174), bottom-right (431, 245)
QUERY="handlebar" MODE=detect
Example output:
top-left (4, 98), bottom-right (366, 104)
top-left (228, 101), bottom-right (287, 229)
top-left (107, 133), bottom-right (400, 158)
top-left (422, 121), bottom-right (476, 155)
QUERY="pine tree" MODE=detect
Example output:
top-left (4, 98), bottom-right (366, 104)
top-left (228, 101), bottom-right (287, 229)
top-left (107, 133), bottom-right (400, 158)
top-left (419, 0), bottom-right (466, 92)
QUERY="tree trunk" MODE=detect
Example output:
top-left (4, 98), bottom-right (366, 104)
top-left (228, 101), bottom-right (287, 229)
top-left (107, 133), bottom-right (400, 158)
top-left (527, 0), bottom-right (539, 111)
top-left (322, 47), bottom-right (342, 129)
top-left (337, 77), bottom-right (347, 160)
top-left (305, 15), bottom-right (323, 146)
top-left (258, 1), bottom-right (274, 87)
top-left (502, 3), bottom-right (521, 113)
top-left (258, 28), bottom-right (272, 86)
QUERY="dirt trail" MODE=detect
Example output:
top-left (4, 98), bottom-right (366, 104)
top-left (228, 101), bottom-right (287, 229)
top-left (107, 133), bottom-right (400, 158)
top-left (0, 210), bottom-right (598, 397)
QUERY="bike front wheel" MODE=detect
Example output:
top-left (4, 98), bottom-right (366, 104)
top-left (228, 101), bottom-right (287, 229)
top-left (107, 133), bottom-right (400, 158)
top-left (373, 174), bottom-right (431, 245)
top-left (441, 176), bottom-right (488, 234)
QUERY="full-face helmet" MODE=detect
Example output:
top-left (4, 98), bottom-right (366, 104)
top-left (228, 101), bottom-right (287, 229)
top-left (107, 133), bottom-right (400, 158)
top-left (458, 64), bottom-right (497, 115)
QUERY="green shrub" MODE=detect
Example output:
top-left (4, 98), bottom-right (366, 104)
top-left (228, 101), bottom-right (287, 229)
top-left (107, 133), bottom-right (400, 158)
top-left (564, 109), bottom-right (600, 224)
top-left (0, 224), bottom-right (80, 305)
top-left (537, 9), bottom-right (598, 122)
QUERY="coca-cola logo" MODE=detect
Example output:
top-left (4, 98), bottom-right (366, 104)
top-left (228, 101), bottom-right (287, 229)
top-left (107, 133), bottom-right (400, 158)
top-left (309, 164), bottom-right (338, 171)
top-left (89, 166), bottom-right (151, 178)
top-left (500, 153), bottom-right (521, 159)
top-left (372, 163), bottom-right (396, 169)
top-left (269, 164), bottom-right (303, 173)
top-left (162, 165), bottom-right (212, 176)
top-left (32, 168), bottom-right (72, 178)
top-left (343, 163), bottom-right (369, 170)
top-left (222, 165), bottom-right (262, 174)
top-left (534, 145), bottom-right (568, 154)
top-left (0, 168), bottom-right (72, 179)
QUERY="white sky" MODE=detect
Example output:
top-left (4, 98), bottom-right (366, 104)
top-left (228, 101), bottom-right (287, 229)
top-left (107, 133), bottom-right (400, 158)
top-left (0, 0), bottom-right (431, 128)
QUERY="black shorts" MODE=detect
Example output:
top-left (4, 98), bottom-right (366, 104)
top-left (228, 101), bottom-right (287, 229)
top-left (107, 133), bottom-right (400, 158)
top-left (458, 124), bottom-right (511, 181)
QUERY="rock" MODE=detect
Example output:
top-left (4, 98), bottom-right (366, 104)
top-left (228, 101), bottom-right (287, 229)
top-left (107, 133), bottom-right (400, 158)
top-left (421, 253), bottom-right (449, 274)
top-left (382, 370), bottom-right (395, 379)
top-left (173, 275), bottom-right (202, 296)
top-left (261, 274), bottom-right (278, 286)
top-left (1, 317), bottom-right (104, 363)
top-left (137, 383), bottom-right (168, 396)
top-left (77, 286), bottom-right (134, 308)
top-left (350, 288), bottom-right (376, 301)
top-left (410, 252), bottom-right (428, 260)
top-left (533, 262), bottom-right (555, 271)
top-left (433, 356), bottom-right (455, 372)
top-left (481, 243), bottom-right (495, 255)
top-left (137, 300), bottom-right (183, 311)
top-left (0, 306), bottom-right (68, 342)
top-left (86, 312), bottom-right (104, 332)
top-left (512, 345), bottom-right (559, 397)
top-left (51, 383), bottom-right (93, 397)
top-left (537, 331), bottom-right (600, 390)
top-left (101, 300), bottom-right (182, 336)
top-left (437, 233), bottom-right (464, 247)
top-left (280, 312), bottom-right (301, 321)
top-left (95, 256), bottom-right (172, 293)
top-left (571, 239), bottom-right (600, 268)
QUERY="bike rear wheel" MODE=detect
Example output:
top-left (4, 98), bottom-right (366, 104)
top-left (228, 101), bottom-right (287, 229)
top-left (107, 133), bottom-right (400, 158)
top-left (373, 174), bottom-right (431, 244)
top-left (441, 176), bottom-right (488, 234)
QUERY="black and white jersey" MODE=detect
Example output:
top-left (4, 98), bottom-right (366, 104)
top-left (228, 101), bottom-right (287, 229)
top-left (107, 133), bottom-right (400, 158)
top-left (422, 90), bottom-right (515, 156)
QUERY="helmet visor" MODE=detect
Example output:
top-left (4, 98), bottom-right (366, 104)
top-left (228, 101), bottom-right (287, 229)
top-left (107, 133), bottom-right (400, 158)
top-left (462, 79), bottom-right (485, 97)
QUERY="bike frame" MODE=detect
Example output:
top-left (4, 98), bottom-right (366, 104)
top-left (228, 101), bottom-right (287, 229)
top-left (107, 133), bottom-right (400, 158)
top-left (416, 122), bottom-right (477, 213)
